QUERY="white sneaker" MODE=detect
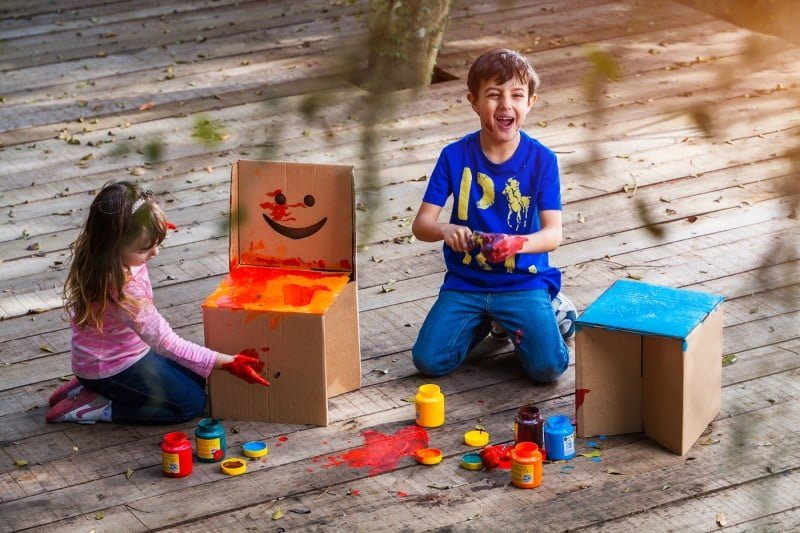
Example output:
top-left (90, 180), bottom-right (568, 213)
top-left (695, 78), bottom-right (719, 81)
top-left (552, 292), bottom-right (577, 342)
top-left (46, 388), bottom-right (111, 424)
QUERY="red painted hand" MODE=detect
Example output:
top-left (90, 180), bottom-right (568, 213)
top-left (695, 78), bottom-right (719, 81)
top-left (222, 349), bottom-right (269, 386)
top-left (472, 231), bottom-right (526, 263)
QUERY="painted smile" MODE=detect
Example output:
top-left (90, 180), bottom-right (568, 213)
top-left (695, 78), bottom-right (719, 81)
top-left (263, 214), bottom-right (327, 240)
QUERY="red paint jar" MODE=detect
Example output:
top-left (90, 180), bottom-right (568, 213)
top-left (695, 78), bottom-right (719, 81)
top-left (161, 431), bottom-right (193, 478)
top-left (514, 405), bottom-right (544, 450)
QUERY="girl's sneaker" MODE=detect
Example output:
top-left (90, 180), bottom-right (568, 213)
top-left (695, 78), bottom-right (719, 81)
top-left (552, 292), bottom-right (578, 342)
top-left (46, 388), bottom-right (111, 424)
top-left (48, 376), bottom-right (82, 406)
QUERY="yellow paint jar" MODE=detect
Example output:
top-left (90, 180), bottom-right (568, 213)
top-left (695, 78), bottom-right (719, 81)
top-left (415, 384), bottom-right (445, 428)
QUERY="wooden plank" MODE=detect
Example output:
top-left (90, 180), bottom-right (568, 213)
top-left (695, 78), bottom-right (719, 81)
top-left (11, 371), bottom-right (795, 531)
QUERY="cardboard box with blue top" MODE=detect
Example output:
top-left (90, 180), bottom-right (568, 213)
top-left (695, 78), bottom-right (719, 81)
top-left (575, 279), bottom-right (724, 455)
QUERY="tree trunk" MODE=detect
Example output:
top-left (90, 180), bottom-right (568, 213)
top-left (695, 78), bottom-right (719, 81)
top-left (366, 0), bottom-right (452, 92)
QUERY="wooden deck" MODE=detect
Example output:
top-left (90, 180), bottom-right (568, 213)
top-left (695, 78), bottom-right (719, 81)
top-left (1, 0), bottom-right (799, 530)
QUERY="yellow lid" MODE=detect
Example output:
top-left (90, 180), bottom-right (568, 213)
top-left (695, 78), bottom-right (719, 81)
top-left (220, 458), bottom-right (247, 476)
top-left (415, 448), bottom-right (443, 465)
top-left (242, 441), bottom-right (269, 458)
top-left (464, 430), bottom-right (490, 447)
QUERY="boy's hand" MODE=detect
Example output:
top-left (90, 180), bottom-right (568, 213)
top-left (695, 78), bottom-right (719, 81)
top-left (473, 231), bottom-right (527, 263)
top-left (222, 349), bottom-right (270, 386)
top-left (442, 224), bottom-right (475, 253)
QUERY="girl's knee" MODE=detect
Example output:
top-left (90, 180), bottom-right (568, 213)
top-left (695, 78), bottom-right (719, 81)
top-left (176, 388), bottom-right (207, 421)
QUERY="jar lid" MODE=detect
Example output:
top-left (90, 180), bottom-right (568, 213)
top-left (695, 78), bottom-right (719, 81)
top-left (415, 448), bottom-right (443, 465)
top-left (417, 383), bottom-right (441, 397)
top-left (460, 453), bottom-right (484, 470)
top-left (198, 418), bottom-right (221, 429)
top-left (242, 441), bottom-right (269, 458)
top-left (464, 430), bottom-right (490, 447)
top-left (513, 441), bottom-right (540, 458)
top-left (545, 414), bottom-right (573, 429)
top-left (220, 458), bottom-right (247, 476)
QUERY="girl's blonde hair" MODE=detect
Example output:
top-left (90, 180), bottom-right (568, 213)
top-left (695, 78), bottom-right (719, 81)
top-left (64, 181), bottom-right (167, 330)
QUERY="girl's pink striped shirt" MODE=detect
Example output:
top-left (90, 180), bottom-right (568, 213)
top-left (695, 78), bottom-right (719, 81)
top-left (71, 264), bottom-right (218, 379)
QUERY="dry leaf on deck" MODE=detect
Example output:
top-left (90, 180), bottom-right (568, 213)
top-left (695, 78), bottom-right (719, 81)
top-left (14, 459), bottom-right (28, 468)
top-left (271, 509), bottom-right (285, 520)
top-left (715, 512), bottom-right (727, 527)
top-left (138, 102), bottom-right (155, 111)
top-left (39, 345), bottom-right (55, 353)
top-left (125, 468), bottom-right (134, 480)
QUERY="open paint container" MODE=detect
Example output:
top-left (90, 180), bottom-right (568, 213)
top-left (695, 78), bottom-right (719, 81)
top-left (242, 441), bottom-right (269, 458)
top-left (415, 448), bottom-right (443, 465)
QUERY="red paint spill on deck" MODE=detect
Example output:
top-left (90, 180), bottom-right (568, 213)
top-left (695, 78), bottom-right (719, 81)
top-left (396, 491), bottom-right (408, 498)
top-left (326, 426), bottom-right (429, 476)
top-left (278, 436), bottom-right (288, 442)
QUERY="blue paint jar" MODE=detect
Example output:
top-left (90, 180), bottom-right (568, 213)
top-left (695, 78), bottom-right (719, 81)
top-left (195, 418), bottom-right (226, 463)
top-left (543, 415), bottom-right (575, 460)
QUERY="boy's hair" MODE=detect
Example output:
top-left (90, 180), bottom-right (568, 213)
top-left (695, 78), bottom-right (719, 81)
top-left (64, 181), bottom-right (167, 330)
top-left (467, 48), bottom-right (540, 97)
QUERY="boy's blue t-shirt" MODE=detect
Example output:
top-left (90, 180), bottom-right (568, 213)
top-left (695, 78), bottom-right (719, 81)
top-left (422, 130), bottom-right (562, 298)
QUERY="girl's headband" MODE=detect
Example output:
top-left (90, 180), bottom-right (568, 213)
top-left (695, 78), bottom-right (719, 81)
top-left (131, 198), bottom-right (145, 213)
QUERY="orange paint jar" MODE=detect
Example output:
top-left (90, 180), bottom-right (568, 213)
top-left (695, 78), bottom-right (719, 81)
top-left (510, 442), bottom-right (542, 489)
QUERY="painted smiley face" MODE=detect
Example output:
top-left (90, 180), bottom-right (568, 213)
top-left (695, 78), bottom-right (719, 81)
top-left (260, 188), bottom-right (327, 240)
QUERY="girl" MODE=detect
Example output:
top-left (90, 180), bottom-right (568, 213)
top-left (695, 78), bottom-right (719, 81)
top-left (46, 181), bottom-right (267, 424)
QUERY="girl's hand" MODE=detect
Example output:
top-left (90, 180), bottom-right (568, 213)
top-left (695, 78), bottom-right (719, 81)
top-left (473, 231), bottom-right (527, 263)
top-left (221, 349), bottom-right (270, 386)
top-left (442, 224), bottom-right (475, 253)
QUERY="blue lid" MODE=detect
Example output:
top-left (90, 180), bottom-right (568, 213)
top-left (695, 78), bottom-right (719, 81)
top-left (545, 414), bottom-right (572, 430)
top-left (576, 279), bottom-right (723, 340)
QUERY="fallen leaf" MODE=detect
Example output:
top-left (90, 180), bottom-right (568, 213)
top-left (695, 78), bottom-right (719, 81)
top-left (26, 243), bottom-right (41, 251)
top-left (380, 284), bottom-right (396, 293)
top-left (401, 395), bottom-right (415, 402)
top-left (665, 208), bottom-right (677, 215)
top-left (125, 468), bottom-right (134, 479)
top-left (138, 102), bottom-right (155, 111)
top-left (699, 437), bottom-right (720, 446)
top-left (687, 216), bottom-right (698, 223)
top-left (272, 509), bottom-right (285, 520)
top-left (661, 484), bottom-right (671, 491)
top-left (715, 512), bottom-right (727, 527)
top-left (580, 450), bottom-right (602, 459)
top-left (288, 509), bottom-right (311, 514)
top-left (14, 459), bottom-right (28, 468)
top-left (605, 468), bottom-right (623, 475)
top-left (95, 512), bottom-right (104, 520)
top-left (39, 345), bottom-right (55, 353)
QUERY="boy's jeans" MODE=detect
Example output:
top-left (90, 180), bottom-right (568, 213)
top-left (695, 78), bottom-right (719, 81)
top-left (79, 350), bottom-right (207, 424)
top-left (412, 289), bottom-right (569, 383)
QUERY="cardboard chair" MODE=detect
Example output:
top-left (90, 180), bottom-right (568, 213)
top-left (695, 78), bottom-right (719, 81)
top-left (202, 160), bottom-right (361, 426)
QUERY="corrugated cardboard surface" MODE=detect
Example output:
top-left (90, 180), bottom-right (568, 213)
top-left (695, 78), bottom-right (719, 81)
top-left (576, 327), bottom-right (642, 437)
top-left (202, 160), bottom-right (361, 426)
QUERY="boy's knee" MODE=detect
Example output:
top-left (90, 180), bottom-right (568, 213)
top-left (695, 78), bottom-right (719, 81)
top-left (522, 354), bottom-right (569, 384)
top-left (412, 346), bottom-right (457, 377)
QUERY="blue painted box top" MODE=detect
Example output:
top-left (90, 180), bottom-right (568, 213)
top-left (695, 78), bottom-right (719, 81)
top-left (576, 279), bottom-right (724, 340)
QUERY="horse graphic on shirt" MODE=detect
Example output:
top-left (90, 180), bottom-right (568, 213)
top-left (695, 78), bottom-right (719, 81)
top-left (502, 178), bottom-right (530, 231)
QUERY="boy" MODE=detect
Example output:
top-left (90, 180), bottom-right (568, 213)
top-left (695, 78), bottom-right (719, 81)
top-left (411, 48), bottom-right (576, 383)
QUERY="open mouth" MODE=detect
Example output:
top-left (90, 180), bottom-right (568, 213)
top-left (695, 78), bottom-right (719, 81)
top-left (496, 116), bottom-right (514, 129)
top-left (263, 214), bottom-right (327, 240)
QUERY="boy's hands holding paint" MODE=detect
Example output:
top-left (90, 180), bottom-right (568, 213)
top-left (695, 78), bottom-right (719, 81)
top-left (221, 348), bottom-right (270, 386)
top-left (441, 223), bottom-right (474, 252)
top-left (472, 231), bottom-right (527, 263)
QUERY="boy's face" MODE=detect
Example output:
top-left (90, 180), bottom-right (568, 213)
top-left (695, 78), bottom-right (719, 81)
top-left (467, 76), bottom-right (536, 147)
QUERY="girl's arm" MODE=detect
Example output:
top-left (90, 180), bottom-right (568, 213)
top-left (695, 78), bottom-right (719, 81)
top-left (412, 201), bottom-right (474, 252)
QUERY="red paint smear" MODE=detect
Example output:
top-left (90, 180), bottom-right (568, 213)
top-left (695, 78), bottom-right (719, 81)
top-left (260, 189), bottom-right (305, 222)
top-left (282, 283), bottom-right (331, 306)
top-left (480, 444), bottom-right (514, 470)
top-left (260, 347), bottom-right (270, 353)
top-left (335, 426), bottom-right (429, 476)
top-left (278, 436), bottom-right (288, 442)
top-left (241, 253), bottom-right (329, 271)
top-left (349, 489), bottom-right (360, 496)
top-left (340, 259), bottom-right (352, 270)
top-left (576, 388), bottom-right (591, 412)
top-left (515, 329), bottom-right (523, 344)
top-left (396, 491), bottom-right (408, 498)
top-left (228, 263), bottom-right (335, 285)
top-left (165, 221), bottom-right (177, 230)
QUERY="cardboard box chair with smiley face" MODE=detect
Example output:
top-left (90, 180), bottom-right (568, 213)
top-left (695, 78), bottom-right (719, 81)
top-left (202, 160), bottom-right (361, 426)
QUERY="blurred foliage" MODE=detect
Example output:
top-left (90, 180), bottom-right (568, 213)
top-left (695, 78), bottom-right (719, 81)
top-left (191, 115), bottom-right (229, 147)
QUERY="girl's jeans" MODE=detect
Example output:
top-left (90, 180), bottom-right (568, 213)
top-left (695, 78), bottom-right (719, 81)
top-left (412, 289), bottom-right (569, 383)
top-left (79, 350), bottom-right (207, 424)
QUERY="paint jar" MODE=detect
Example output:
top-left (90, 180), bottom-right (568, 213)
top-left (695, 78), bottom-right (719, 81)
top-left (195, 418), bottom-right (226, 463)
top-left (510, 442), bottom-right (543, 489)
top-left (415, 384), bottom-right (445, 428)
top-left (514, 405), bottom-right (545, 452)
top-left (161, 432), bottom-right (193, 478)
top-left (544, 415), bottom-right (576, 461)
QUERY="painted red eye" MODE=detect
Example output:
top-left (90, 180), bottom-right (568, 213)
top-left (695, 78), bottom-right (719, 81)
top-left (304, 195), bottom-right (315, 207)
top-left (275, 193), bottom-right (286, 205)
